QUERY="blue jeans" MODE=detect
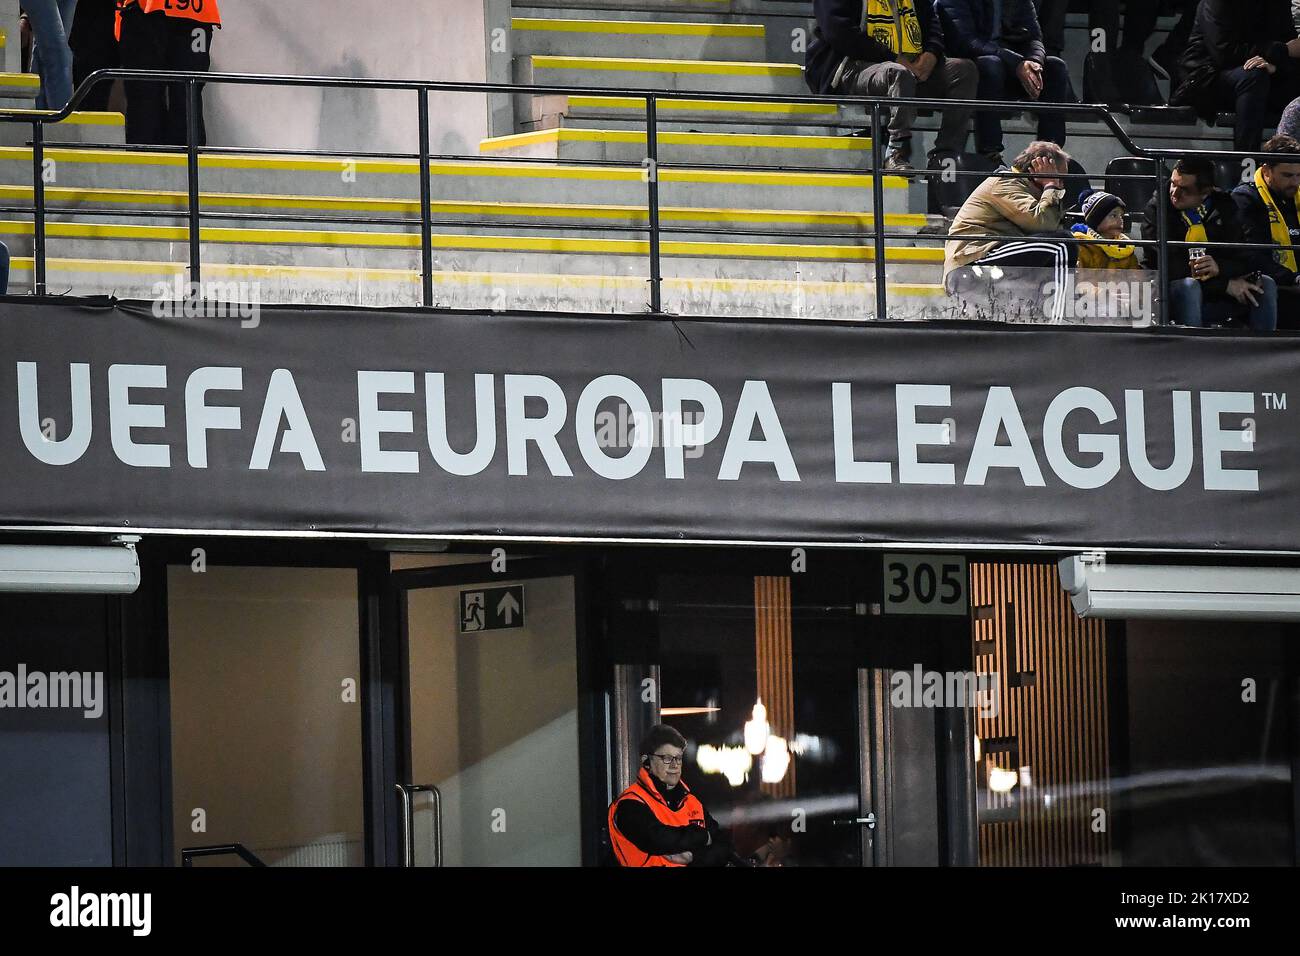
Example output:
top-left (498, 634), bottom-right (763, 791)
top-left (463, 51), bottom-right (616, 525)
top-left (1169, 276), bottom-right (1278, 330)
top-left (27, 0), bottom-right (78, 111)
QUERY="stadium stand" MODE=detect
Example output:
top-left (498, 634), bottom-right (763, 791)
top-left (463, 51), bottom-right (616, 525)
top-left (0, 0), bottom-right (1286, 324)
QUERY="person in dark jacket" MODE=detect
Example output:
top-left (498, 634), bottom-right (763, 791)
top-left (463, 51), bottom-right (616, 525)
top-left (936, 0), bottom-right (1076, 163)
top-left (805, 0), bottom-right (977, 170)
top-left (1170, 0), bottom-right (1300, 153)
top-left (1035, 0), bottom-right (1159, 61)
top-left (607, 724), bottom-right (731, 867)
top-left (1143, 155), bottom-right (1277, 329)
top-left (1233, 133), bottom-right (1300, 327)
top-left (69, 0), bottom-right (120, 113)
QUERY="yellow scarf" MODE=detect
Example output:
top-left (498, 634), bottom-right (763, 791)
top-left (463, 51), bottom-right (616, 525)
top-left (1254, 165), bottom-right (1298, 273)
top-left (1073, 224), bottom-right (1135, 261)
top-left (863, 0), bottom-right (922, 56)
top-left (1180, 204), bottom-right (1209, 246)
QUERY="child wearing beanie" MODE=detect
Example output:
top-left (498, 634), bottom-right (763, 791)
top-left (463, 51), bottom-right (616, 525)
top-left (1070, 189), bottom-right (1141, 270)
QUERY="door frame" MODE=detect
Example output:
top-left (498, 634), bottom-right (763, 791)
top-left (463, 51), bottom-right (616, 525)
top-left (597, 545), bottom-right (979, 866)
top-left (378, 556), bottom-right (603, 866)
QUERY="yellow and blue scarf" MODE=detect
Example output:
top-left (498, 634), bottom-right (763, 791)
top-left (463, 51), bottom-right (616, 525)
top-left (1254, 166), bottom-right (1298, 273)
top-left (863, 0), bottom-right (923, 56)
top-left (1179, 203), bottom-right (1210, 246)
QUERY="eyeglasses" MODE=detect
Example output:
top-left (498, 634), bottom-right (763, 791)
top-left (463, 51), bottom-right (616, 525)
top-left (652, 752), bottom-right (685, 767)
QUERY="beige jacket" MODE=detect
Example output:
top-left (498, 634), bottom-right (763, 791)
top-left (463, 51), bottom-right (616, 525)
top-left (942, 168), bottom-right (1066, 285)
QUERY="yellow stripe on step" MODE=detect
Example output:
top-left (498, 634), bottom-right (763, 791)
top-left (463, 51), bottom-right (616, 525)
top-left (0, 147), bottom-right (908, 189)
top-left (0, 184), bottom-right (924, 228)
top-left (0, 109), bottom-right (123, 126)
top-left (479, 127), bottom-right (871, 152)
top-left (530, 55), bottom-right (802, 77)
top-left (0, 219), bottom-right (942, 261)
top-left (567, 96), bottom-right (838, 116)
top-left (0, 73), bottom-right (39, 89)
top-left (512, 18), bottom-right (764, 38)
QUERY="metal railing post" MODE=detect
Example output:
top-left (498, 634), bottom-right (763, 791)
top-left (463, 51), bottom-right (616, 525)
top-left (418, 87), bottom-right (434, 308)
top-left (31, 120), bottom-right (46, 295)
top-left (869, 102), bottom-right (888, 322)
top-left (186, 79), bottom-right (202, 300)
top-left (646, 94), bottom-right (663, 314)
top-left (1154, 160), bottom-right (1168, 326)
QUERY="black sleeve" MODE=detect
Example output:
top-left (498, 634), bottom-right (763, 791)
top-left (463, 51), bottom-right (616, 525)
top-left (1012, 0), bottom-right (1046, 65)
top-left (1206, 194), bottom-right (1252, 292)
top-left (940, 0), bottom-right (1016, 63)
top-left (1201, 0), bottom-right (1254, 69)
top-left (917, 0), bottom-right (946, 61)
top-left (614, 800), bottom-right (712, 856)
top-left (687, 807), bottom-right (734, 867)
top-left (813, 0), bottom-right (897, 64)
top-left (1262, 0), bottom-right (1296, 66)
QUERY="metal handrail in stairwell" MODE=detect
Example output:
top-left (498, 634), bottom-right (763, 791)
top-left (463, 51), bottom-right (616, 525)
top-left (1, 68), bottom-right (1298, 324)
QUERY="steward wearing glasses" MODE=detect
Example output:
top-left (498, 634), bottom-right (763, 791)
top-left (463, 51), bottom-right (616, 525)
top-left (607, 724), bottom-right (729, 867)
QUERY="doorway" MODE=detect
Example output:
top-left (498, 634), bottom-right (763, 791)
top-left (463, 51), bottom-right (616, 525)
top-left (390, 558), bottom-right (596, 865)
top-left (604, 550), bottom-right (975, 866)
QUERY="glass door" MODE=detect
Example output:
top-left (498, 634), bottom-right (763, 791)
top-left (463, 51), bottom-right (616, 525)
top-left (608, 559), bottom-right (878, 866)
top-left (606, 551), bottom-right (976, 867)
top-left (394, 562), bottom-right (584, 866)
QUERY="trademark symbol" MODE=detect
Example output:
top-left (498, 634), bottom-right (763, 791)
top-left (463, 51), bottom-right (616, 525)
top-left (1262, 392), bottom-right (1287, 411)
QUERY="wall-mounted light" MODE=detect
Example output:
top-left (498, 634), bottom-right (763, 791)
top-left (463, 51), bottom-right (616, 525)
top-left (988, 766), bottom-right (1019, 794)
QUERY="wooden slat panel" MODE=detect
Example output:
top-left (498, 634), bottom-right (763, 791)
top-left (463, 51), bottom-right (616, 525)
top-left (972, 562), bottom-right (1110, 866)
top-left (754, 576), bottom-right (795, 798)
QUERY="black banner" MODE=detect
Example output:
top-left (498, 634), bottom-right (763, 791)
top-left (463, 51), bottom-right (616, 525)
top-left (2, 301), bottom-right (1297, 551)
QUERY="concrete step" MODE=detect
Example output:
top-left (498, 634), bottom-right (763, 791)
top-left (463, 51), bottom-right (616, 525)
top-left (480, 125), bottom-right (873, 170)
top-left (0, 182), bottom-right (929, 238)
top-left (515, 53), bottom-right (806, 95)
top-left (514, 1), bottom-right (764, 14)
top-left (520, 92), bottom-right (844, 133)
top-left (0, 146), bottom-right (912, 213)
top-left (511, 2), bottom-right (816, 63)
top-left (510, 16), bottom-right (767, 60)
top-left (0, 181), bottom-right (932, 234)
top-left (0, 218), bottom-right (946, 283)
top-left (0, 111), bottom-right (125, 146)
top-left (0, 72), bottom-right (40, 99)
top-left (10, 254), bottom-right (949, 320)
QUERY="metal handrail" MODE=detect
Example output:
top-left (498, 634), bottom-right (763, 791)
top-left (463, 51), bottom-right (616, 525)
top-left (1, 67), bottom-right (1296, 322)
top-left (395, 783), bottom-right (443, 867)
top-left (180, 843), bottom-right (267, 867)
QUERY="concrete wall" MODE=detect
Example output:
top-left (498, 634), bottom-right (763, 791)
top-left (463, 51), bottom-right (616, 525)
top-left (207, 0), bottom-right (491, 154)
top-left (407, 576), bottom-right (581, 865)
top-left (167, 566), bottom-right (364, 866)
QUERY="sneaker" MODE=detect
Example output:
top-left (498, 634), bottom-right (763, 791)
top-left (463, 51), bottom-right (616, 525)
top-left (883, 145), bottom-right (914, 172)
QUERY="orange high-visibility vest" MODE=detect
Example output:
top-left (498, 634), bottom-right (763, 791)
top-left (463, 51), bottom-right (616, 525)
top-left (607, 767), bottom-right (706, 867)
top-left (116, 0), bottom-right (223, 40)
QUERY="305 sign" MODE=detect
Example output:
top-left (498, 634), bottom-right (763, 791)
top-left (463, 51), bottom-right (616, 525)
top-left (883, 555), bottom-right (967, 616)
